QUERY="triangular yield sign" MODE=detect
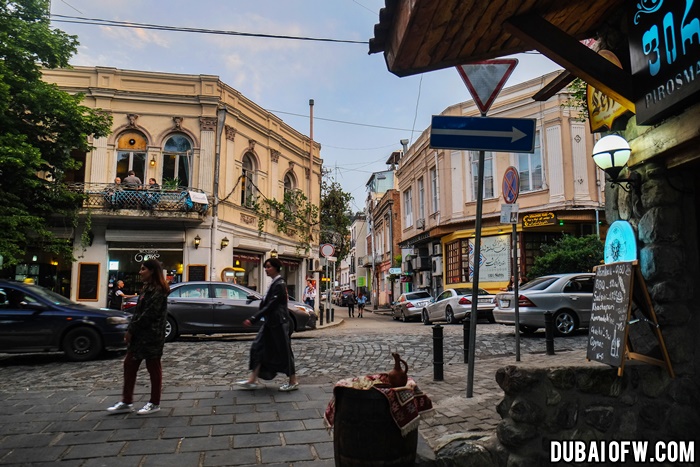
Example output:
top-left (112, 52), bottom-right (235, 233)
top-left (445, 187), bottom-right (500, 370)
top-left (456, 59), bottom-right (518, 115)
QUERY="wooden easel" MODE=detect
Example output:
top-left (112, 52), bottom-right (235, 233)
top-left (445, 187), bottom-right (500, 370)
top-left (617, 264), bottom-right (674, 378)
top-left (587, 261), bottom-right (674, 378)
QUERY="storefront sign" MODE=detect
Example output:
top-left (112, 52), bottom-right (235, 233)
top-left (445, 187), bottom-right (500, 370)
top-left (587, 50), bottom-right (634, 132)
top-left (523, 212), bottom-right (557, 228)
top-left (629, 0), bottom-right (700, 124)
top-left (134, 249), bottom-right (160, 262)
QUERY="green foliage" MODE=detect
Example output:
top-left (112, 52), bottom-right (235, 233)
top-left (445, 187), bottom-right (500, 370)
top-left (0, 0), bottom-right (112, 265)
top-left (162, 177), bottom-right (181, 189)
top-left (251, 189), bottom-right (320, 253)
top-left (561, 77), bottom-right (589, 122)
top-left (320, 179), bottom-right (353, 262)
top-left (528, 234), bottom-right (604, 278)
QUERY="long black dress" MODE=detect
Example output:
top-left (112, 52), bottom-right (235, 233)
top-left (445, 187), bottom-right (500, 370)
top-left (248, 276), bottom-right (295, 380)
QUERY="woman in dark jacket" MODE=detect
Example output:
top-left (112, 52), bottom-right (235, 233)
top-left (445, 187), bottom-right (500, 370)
top-left (107, 259), bottom-right (169, 415)
top-left (237, 257), bottom-right (298, 392)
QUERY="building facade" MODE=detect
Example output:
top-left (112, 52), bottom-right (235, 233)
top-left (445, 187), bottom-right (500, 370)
top-left (34, 67), bottom-right (321, 305)
top-left (397, 71), bottom-right (603, 296)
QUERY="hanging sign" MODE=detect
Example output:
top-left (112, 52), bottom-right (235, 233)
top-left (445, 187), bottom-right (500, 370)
top-left (587, 50), bottom-right (634, 132)
top-left (522, 212), bottom-right (557, 228)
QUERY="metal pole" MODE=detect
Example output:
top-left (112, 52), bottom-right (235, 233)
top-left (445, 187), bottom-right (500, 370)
top-left (210, 106), bottom-right (226, 281)
top-left (466, 142), bottom-right (486, 398)
top-left (433, 324), bottom-right (444, 381)
top-left (513, 223), bottom-right (520, 362)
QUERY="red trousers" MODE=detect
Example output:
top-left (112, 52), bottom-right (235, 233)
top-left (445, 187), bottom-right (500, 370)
top-left (121, 352), bottom-right (162, 405)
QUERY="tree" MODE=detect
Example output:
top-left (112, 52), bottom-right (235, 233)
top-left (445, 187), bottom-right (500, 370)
top-left (0, 0), bottom-right (112, 265)
top-left (528, 234), bottom-right (604, 278)
top-left (319, 179), bottom-right (353, 262)
top-left (251, 188), bottom-right (320, 253)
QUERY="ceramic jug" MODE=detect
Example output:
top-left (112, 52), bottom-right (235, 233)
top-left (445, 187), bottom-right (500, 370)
top-left (388, 352), bottom-right (409, 387)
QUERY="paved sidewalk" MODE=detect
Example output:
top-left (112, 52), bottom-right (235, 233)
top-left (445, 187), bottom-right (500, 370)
top-left (0, 314), bottom-right (599, 466)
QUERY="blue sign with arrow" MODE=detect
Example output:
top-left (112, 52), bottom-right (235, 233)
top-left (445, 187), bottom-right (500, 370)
top-left (430, 115), bottom-right (536, 153)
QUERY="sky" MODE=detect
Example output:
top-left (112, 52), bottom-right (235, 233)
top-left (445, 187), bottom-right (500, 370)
top-left (49, 0), bottom-right (562, 212)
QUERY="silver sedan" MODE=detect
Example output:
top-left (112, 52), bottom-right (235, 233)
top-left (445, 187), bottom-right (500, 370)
top-left (492, 273), bottom-right (595, 336)
top-left (421, 287), bottom-right (496, 325)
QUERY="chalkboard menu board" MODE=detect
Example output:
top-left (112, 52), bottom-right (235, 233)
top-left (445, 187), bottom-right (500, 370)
top-left (587, 261), bottom-right (634, 367)
top-left (188, 264), bottom-right (206, 282)
top-left (77, 262), bottom-right (100, 301)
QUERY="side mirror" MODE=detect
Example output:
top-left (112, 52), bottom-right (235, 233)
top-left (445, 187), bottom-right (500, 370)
top-left (246, 294), bottom-right (260, 301)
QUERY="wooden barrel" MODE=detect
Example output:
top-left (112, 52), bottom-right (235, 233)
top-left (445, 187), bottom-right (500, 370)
top-left (333, 387), bottom-right (418, 466)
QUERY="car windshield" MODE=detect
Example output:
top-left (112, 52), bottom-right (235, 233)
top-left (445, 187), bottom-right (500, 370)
top-left (453, 288), bottom-right (490, 296)
top-left (406, 292), bottom-right (431, 300)
top-left (520, 277), bottom-right (558, 291)
top-left (24, 285), bottom-right (76, 306)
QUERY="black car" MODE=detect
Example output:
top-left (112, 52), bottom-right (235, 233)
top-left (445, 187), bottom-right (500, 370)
top-left (0, 280), bottom-right (131, 361)
top-left (123, 281), bottom-right (317, 342)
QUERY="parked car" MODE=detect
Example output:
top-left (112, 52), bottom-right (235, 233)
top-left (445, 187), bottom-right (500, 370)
top-left (123, 281), bottom-right (316, 342)
top-left (392, 291), bottom-right (433, 322)
top-left (421, 287), bottom-right (496, 325)
top-left (0, 280), bottom-right (131, 361)
top-left (492, 273), bottom-right (595, 336)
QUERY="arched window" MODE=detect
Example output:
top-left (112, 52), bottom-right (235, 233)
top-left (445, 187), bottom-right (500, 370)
top-left (283, 171), bottom-right (297, 219)
top-left (163, 135), bottom-right (192, 188)
top-left (240, 153), bottom-right (256, 207)
top-left (116, 131), bottom-right (147, 181)
top-left (284, 172), bottom-right (295, 195)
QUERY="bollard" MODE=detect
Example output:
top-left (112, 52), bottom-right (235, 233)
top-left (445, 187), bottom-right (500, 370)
top-left (462, 316), bottom-right (470, 363)
top-left (331, 307), bottom-right (334, 322)
top-left (544, 311), bottom-right (555, 355)
top-left (319, 305), bottom-right (324, 326)
top-left (433, 324), bottom-right (444, 381)
top-left (326, 307), bottom-right (331, 324)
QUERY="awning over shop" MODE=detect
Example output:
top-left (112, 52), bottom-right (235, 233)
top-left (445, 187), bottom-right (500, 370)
top-left (105, 230), bottom-right (185, 243)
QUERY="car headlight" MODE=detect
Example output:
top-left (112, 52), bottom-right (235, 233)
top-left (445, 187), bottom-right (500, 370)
top-left (107, 316), bottom-right (130, 325)
top-left (293, 305), bottom-right (311, 315)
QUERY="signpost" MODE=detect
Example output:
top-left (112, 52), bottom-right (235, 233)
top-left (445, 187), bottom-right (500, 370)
top-left (430, 116), bottom-right (536, 153)
top-left (500, 167), bottom-right (521, 362)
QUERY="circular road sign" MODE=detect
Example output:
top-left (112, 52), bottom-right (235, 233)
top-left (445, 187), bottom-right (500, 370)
top-left (320, 243), bottom-right (335, 258)
top-left (503, 166), bottom-right (520, 204)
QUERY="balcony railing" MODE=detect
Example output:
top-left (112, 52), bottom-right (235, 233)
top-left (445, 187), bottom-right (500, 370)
top-left (68, 183), bottom-right (210, 215)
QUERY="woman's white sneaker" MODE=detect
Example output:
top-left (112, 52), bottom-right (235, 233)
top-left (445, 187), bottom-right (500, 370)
top-left (137, 402), bottom-right (160, 415)
top-left (107, 402), bottom-right (133, 413)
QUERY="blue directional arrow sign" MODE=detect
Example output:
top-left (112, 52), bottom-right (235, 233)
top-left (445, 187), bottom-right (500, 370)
top-left (430, 115), bottom-right (536, 153)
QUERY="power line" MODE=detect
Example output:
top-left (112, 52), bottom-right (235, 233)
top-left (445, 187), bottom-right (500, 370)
top-left (50, 14), bottom-right (368, 45)
top-left (268, 109), bottom-right (419, 132)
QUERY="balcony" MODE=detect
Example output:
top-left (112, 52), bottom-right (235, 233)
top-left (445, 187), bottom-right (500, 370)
top-left (68, 183), bottom-right (209, 219)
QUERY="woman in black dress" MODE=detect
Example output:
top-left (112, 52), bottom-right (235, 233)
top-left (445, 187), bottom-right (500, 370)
top-left (237, 257), bottom-right (298, 392)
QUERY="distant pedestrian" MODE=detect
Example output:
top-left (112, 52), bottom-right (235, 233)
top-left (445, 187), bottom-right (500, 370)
top-left (108, 280), bottom-right (137, 310)
top-left (237, 258), bottom-right (299, 392)
top-left (302, 279), bottom-right (316, 309)
top-left (356, 291), bottom-right (367, 318)
top-left (107, 259), bottom-right (169, 415)
top-left (347, 290), bottom-right (356, 318)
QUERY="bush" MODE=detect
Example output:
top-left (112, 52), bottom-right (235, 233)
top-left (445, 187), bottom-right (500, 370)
top-left (528, 234), bottom-right (603, 278)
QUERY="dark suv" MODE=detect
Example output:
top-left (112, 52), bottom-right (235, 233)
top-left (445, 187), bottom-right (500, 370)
top-left (0, 280), bottom-right (131, 361)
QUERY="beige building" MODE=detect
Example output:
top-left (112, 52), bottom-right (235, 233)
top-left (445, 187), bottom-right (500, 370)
top-left (40, 66), bottom-right (321, 304)
top-left (397, 71), bottom-right (604, 295)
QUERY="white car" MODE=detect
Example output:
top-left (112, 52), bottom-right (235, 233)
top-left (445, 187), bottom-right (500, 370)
top-left (421, 287), bottom-right (496, 325)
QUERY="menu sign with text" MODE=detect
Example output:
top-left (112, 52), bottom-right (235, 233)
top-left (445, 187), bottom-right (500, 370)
top-left (587, 262), bottom-right (634, 367)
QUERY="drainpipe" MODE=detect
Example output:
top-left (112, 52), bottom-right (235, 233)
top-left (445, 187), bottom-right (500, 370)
top-left (434, 150), bottom-right (441, 225)
top-left (210, 106), bottom-right (226, 280)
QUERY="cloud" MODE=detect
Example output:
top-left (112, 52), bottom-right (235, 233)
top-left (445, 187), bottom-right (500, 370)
top-left (99, 25), bottom-right (170, 49)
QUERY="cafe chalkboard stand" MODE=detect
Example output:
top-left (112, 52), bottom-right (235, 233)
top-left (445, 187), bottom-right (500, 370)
top-left (587, 261), bottom-right (674, 378)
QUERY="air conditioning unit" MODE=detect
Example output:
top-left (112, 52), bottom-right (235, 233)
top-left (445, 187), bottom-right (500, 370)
top-left (432, 257), bottom-right (443, 276)
top-left (416, 218), bottom-right (425, 230)
top-left (420, 272), bottom-right (431, 288)
top-left (433, 243), bottom-right (442, 255)
top-left (413, 256), bottom-right (431, 270)
top-left (308, 258), bottom-right (322, 271)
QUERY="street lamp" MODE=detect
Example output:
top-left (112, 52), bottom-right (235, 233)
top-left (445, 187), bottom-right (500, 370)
top-left (193, 235), bottom-right (201, 249)
top-left (220, 237), bottom-right (229, 249)
top-left (592, 135), bottom-right (640, 194)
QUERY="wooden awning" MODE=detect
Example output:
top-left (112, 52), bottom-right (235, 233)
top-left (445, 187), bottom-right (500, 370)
top-left (369, 0), bottom-right (635, 109)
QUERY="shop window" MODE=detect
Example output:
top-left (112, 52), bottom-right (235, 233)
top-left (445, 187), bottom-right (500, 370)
top-left (162, 134), bottom-right (192, 188)
top-left (446, 241), bottom-right (462, 284)
top-left (116, 131), bottom-right (147, 181)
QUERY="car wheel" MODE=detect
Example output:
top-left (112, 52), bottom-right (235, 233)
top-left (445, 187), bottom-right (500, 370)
top-left (62, 326), bottom-right (102, 361)
top-left (422, 310), bottom-right (431, 325)
top-left (553, 310), bottom-right (577, 337)
top-left (446, 306), bottom-right (456, 324)
top-left (164, 316), bottom-right (178, 342)
top-left (519, 325), bottom-right (539, 334)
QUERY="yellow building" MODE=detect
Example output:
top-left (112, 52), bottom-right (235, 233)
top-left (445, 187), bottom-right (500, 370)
top-left (39, 66), bottom-right (321, 304)
top-left (397, 71), bottom-right (604, 294)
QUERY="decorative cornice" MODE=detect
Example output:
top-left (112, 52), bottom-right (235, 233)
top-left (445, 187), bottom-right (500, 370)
top-left (288, 161), bottom-right (295, 170)
top-left (200, 117), bottom-right (217, 131)
top-left (127, 113), bottom-right (139, 128)
top-left (225, 125), bottom-right (236, 141)
top-left (173, 116), bottom-right (183, 130)
top-left (248, 139), bottom-right (256, 150)
top-left (240, 213), bottom-right (256, 225)
top-left (270, 150), bottom-right (280, 163)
